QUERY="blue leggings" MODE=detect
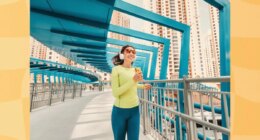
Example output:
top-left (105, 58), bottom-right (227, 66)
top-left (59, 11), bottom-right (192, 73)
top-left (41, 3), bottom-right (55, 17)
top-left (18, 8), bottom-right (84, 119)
top-left (111, 105), bottom-right (140, 140)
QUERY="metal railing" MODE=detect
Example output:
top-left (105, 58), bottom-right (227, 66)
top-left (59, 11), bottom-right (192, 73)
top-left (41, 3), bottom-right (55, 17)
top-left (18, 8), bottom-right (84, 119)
top-left (138, 76), bottom-right (230, 140)
top-left (30, 83), bottom-right (100, 112)
top-left (102, 81), bottom-right (112, 91)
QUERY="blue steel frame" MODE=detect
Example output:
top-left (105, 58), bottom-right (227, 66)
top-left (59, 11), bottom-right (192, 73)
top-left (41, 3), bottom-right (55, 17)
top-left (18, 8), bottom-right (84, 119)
top-left (57, 24), bottom-right (167, 79)
top-left (203, 1), bottom-right (230, 140)
top-left (53, 27), bottom-right (161, 77)
top-left (30, 58), bottom-right (99, 83)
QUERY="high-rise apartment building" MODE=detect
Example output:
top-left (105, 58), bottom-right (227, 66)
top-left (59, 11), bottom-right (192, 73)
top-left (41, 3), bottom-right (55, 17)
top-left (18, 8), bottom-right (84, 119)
top-left (30, 37), bottom-right (47, 59)
top-left (209, 5), bottom-right (220, 77)
top-left (204, 34), bottom-right (215, 77)
top-left (144, 0), bottom-right (181, 79)
top-left (110, 11), bottom-right (130, 42)
top-left (145, 0), bottom-right (205, 79)
top-left (184, 0), bottom-right (205, 78)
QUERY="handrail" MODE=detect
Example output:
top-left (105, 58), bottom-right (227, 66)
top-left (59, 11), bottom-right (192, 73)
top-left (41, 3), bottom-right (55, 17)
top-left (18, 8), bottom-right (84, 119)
top-left (138, 76), bottom-right (230, 140)
top-left (30, 83), bottom-right (103, 111)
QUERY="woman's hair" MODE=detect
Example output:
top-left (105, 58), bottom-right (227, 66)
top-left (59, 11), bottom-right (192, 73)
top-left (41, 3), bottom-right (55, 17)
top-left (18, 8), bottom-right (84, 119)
top-left (112, 45), bottom-right (135, 66)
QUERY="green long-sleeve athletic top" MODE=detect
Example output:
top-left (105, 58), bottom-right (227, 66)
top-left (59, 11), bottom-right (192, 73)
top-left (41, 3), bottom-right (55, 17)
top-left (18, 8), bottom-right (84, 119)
top-left (111, 65), bottom-right (144, 108)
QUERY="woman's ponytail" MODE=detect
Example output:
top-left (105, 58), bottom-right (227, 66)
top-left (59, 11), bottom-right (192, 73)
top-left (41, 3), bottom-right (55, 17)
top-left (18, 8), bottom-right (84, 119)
top-left (112, 53), bottom-right (124, 66)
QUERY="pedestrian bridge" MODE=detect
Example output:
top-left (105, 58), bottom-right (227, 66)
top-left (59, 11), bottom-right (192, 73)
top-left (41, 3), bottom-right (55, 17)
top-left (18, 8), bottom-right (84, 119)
top-left (30, 76), bottom-right (230, 140)
top-left (30, 0), bottom-right (230, 140)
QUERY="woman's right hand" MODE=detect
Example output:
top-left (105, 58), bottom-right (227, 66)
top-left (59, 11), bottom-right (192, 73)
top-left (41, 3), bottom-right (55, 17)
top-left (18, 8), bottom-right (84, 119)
top-left (133, 72), bottom-right (143, 82)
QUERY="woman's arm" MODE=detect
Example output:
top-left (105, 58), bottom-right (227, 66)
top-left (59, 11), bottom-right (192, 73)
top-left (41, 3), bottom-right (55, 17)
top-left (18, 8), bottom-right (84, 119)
top-left (111, 67), bottom-right (135, 97)
top-left (137, 84), bottom-right (144, 89)
top-left (138, 84), bottom-right (152, 90)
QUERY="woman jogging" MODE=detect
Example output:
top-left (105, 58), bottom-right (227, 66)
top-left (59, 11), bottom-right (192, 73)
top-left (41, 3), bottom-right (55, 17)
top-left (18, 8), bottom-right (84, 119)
top-left (111, 45), bottom-right (152, 140)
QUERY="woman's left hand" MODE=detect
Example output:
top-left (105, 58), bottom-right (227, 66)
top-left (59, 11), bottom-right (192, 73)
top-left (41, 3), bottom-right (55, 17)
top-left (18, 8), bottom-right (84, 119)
top-left (144, 84), bottom-right (152, 90)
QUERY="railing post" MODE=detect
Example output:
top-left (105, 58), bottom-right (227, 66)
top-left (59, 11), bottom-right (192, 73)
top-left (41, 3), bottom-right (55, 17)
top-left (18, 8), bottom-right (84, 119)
top-left (62, 83), bottom-right (66, 102)
top-left (49, 83), bottom-right (53, 106)
top-left (183, 76), bottom-right (196, 140)
top-left (57, 83), bottom-right (62, 102)
top-left (72, 84), bottom-right (75, 99)
top-left (80, 84), bottom-right (83, 97)
top-left (30, 83), bottom-right (35, 112)
top-left (142, 89), bottom-right (149, 135)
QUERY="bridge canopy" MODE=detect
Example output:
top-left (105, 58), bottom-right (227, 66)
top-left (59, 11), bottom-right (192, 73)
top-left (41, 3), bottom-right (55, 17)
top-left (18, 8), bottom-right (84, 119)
top-left (30, 0), bottom-right (117, 73)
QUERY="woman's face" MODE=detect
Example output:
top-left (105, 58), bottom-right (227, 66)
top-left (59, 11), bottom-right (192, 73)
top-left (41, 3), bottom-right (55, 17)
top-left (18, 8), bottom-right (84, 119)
top-left (123, 47), bottom-right (136, 63)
